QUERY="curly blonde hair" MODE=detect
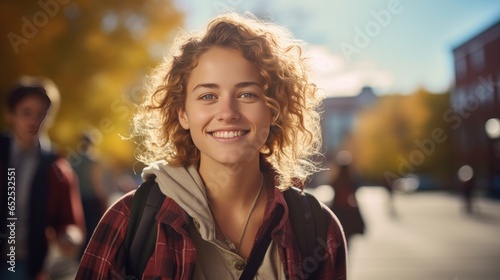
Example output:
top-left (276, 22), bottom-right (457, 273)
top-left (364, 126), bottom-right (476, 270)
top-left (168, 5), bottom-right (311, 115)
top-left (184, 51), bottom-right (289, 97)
top-left (132, 12), bottom-right (323, 189)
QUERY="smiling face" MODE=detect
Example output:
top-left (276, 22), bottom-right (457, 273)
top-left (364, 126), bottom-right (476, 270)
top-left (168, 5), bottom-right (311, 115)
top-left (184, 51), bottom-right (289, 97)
top-left (178, 47), bottom-right (272, 167)
top-left (7, 94), bottom-right (50, 149)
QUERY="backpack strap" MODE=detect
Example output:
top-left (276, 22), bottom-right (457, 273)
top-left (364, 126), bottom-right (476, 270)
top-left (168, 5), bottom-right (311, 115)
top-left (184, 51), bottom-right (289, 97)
top-left (283, 187), bottom-right (327, 279)
top-left (124, 175), bottom-right (164, 279)
top-left (238, 205), bottom-right (284, 280)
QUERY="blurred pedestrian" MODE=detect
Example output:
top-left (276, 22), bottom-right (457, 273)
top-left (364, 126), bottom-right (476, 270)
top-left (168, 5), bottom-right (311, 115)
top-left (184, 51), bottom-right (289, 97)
top-left (458, 165), bottom-right (475, 214)
top-left (383, 180), bottom-right (398, 218)
top-left (329, 151), bottom-right (365, 248)
top-left (0, 76), bottom-right (85, 279)
top-left (71, 132), bottom-right (108, 257)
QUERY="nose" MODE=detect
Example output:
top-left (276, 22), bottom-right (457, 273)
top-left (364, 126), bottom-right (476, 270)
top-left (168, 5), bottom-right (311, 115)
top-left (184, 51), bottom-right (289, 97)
top-left (216, 97), bottom-right (240, 122)
top-left (29, 115), bottom-right (42, 127)
top-left (27, 114), bottom-right (45, 131)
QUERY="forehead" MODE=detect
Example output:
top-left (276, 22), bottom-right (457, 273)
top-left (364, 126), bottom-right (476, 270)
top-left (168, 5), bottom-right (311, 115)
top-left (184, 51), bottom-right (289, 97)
top-left (187, 47), bottom-right (262, 91)
top-left (13, 94), bottom-right (50, 111)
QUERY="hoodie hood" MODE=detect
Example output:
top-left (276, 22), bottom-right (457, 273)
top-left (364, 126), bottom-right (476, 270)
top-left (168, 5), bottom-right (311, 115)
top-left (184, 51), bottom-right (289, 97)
top-left (141, 161), bottom-right (216, 241)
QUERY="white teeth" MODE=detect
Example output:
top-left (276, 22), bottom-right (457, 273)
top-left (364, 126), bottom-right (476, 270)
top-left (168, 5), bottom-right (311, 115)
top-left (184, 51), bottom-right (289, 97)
top-left (212, 131), bottom-right (244, 138)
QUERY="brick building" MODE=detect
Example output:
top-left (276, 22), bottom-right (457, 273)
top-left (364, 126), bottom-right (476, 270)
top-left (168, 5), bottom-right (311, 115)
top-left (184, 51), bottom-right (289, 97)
top-left (451, 18), bottom-right (500, 198)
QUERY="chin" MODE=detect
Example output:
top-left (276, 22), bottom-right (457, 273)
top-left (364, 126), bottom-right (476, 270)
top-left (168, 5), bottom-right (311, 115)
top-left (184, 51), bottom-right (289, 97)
top-left (218, 154), bottom-right (260, 166)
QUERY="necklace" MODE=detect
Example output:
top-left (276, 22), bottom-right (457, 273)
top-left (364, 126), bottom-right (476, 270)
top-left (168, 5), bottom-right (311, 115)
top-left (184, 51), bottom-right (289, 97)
top-left (213, 174), bottom-right (264, 253)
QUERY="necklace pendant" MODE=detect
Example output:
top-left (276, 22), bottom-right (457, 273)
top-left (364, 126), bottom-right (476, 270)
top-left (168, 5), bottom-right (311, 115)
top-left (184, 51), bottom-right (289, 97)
top-left (226, 238), bottom-right (237, 252)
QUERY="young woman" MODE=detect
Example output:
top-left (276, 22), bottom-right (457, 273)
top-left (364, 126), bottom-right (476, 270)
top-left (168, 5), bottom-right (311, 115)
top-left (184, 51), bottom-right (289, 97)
top-left (77, 12), bottom-right (346, 279)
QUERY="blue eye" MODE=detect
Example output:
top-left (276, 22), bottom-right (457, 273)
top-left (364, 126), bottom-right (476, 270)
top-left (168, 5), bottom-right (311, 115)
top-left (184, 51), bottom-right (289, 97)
top-left (199, 93), bottom-right (216, 100)
top-left (240, 92), bottom-right (256, 98)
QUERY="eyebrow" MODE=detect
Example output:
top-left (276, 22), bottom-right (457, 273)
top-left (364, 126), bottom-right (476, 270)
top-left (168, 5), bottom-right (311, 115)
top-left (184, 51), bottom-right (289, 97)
top-left (192, 81), bottom-right (262, 92)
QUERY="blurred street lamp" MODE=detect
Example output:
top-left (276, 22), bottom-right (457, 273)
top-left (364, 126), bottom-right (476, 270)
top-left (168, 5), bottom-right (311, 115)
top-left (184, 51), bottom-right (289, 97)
top-left (457, 165), bottom-right (474, 182)
top-left (485, 118), bottom-right (500, 139)
top-left (485, 118), bottom-right (500, 199)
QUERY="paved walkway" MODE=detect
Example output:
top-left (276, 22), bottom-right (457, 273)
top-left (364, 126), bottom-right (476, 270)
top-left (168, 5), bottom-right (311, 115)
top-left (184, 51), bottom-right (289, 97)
top-left (347, 187), bottom-right (500, 280)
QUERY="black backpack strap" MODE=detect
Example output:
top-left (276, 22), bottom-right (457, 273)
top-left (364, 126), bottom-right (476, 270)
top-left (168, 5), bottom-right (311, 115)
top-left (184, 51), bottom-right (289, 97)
top-left (238, 205), bottom-right (284, 280)
top-left (125, 175), bottom-right (165, 279)
top-left (283, 187), bottom-right (327, 279)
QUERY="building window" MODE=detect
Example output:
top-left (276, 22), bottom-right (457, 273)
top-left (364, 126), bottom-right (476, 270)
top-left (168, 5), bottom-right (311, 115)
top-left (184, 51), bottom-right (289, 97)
top-left (471, 47), bottom-right (484, 72)
top-left (474, 77), bottom-right (494, 106)
top-left (456, 57), bottom-right (467, 78)
top-left (460, 87), bottom-right (469, 111)
top-left (451, 87), bottom-right (463, 111)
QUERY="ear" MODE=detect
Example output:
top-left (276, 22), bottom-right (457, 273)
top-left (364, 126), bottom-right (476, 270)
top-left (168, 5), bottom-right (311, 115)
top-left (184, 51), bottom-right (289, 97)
top-left (178, 108), bottom-right (190, 130)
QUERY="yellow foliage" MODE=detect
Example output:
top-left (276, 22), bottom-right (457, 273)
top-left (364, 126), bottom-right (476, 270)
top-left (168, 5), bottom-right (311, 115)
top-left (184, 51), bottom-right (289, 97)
top-left (0, 0), bottom-right (183, 169)
top-left (351, 89), bottom-right (452, 183)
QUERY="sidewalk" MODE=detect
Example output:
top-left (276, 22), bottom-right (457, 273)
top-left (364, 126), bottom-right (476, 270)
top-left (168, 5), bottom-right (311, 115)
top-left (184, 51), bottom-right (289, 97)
top-left (347, 187), bottom-right (500, 280)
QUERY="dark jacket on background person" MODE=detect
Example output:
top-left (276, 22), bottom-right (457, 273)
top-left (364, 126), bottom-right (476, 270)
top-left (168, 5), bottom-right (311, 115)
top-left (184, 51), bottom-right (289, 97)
top-left (0, 134), bottom-right (85, 278)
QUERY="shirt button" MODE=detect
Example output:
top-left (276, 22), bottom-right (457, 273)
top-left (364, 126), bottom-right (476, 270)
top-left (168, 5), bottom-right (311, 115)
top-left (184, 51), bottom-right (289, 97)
top-left (233, 260), bottom-right (246, 271)
top-left (192, 218), bottom-right (200, 229)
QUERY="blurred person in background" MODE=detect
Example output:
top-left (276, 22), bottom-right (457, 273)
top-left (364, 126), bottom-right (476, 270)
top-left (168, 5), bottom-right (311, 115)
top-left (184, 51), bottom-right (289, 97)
top-left (457, 164), bottom-right (476, 215)
top-left (328, 151), bottom-right (365, 248)
top-left (71, 132), bottom-right (108, 257)
top-left (0, 76), bottom-right (85, 279)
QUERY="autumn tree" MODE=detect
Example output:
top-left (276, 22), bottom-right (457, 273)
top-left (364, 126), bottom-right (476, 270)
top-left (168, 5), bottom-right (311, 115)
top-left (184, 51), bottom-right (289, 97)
top-left (351, 88), bottom-right (453, 189)
top-left (0, 0), bottom-right (182, 167)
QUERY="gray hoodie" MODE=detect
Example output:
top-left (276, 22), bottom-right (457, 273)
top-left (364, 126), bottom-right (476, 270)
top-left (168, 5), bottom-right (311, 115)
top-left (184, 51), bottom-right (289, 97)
top-left (141, 161), bottom-right (216, 242)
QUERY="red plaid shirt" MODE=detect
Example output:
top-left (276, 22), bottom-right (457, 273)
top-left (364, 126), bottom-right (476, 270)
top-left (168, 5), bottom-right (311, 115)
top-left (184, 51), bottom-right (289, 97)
top-left (76, 182), bottom-right (346, 279)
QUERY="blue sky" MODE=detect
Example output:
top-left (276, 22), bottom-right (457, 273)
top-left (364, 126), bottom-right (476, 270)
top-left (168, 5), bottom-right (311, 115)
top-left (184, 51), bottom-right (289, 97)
top-left (173, 0), bottom-right (500, 96)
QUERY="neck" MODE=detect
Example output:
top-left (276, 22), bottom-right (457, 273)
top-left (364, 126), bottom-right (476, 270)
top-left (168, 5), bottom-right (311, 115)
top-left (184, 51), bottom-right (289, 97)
top-left (13, 135), bottom-right (37, 152)
top-left (200, 158), bottom-right (268, 259)
top-left (199, 160), bottom-right (263, 206)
